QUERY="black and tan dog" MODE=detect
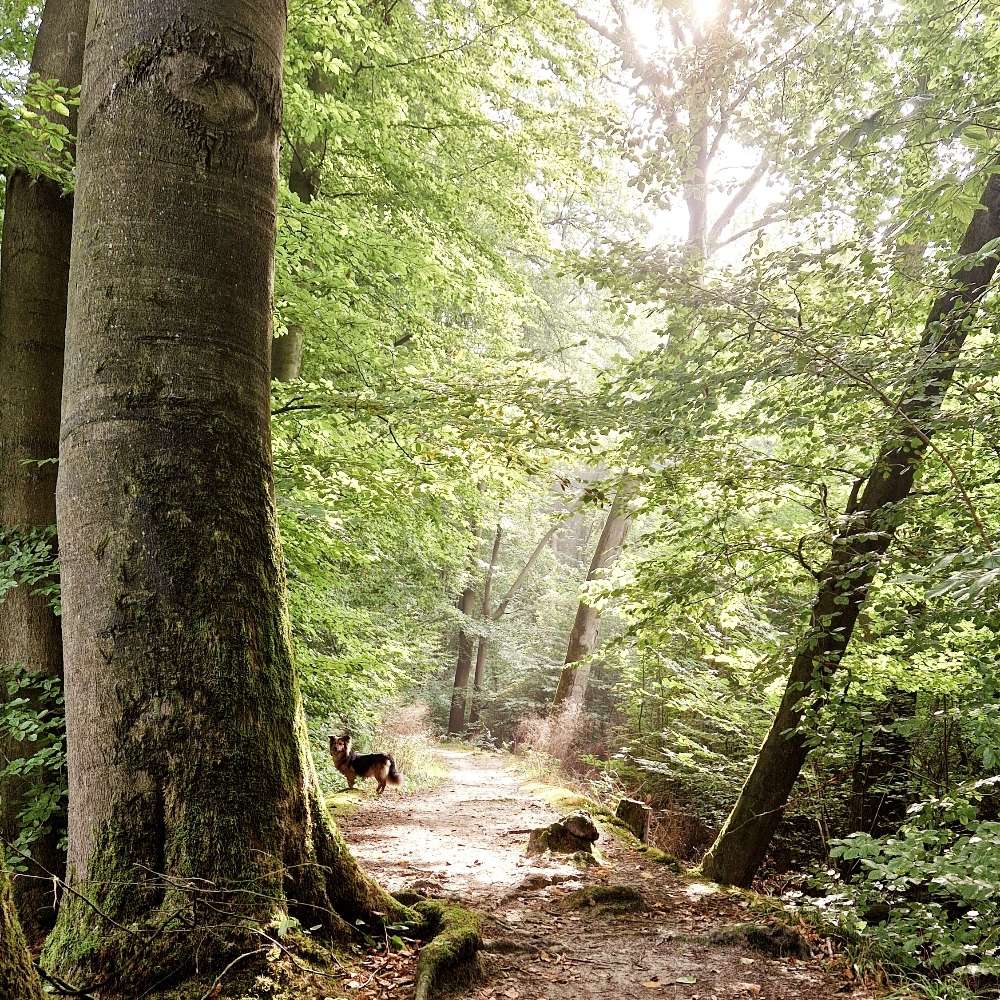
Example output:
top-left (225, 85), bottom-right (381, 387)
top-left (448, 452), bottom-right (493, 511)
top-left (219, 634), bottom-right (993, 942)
top-left (330, 734), bottom-right (403, 795)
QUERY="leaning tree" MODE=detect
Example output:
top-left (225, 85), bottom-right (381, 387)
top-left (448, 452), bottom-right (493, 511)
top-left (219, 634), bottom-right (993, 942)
top-left (702, 172), bottom-right (1000, 886)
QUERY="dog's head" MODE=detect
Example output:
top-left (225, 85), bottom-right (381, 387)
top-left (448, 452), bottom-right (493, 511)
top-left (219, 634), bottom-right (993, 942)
top-left (330, 734), bottom-right (352, 759)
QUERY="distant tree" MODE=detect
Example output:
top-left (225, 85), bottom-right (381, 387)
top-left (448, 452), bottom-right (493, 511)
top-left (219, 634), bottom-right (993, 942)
top-left (552, 489), bottom-right (631, 709)
top-left (447, 584), bottom-right (478, 735)
top-left (467, 524), bottom-right (503, 726)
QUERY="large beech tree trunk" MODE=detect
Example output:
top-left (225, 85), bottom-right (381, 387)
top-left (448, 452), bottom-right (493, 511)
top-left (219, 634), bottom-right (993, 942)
top-left (0, 856), bottom-right (43, 1000)
top-left (46, 2), bottom-right (406, 988)
top-left (468, 525), bottom-right (503, 726)
top-left (0, 0), bottom-right (87, 938)
top-left (702, 173), bottom-right (1000, 887)
top-left (552, 491), bottom-right (631, 710)
top-left (447, 586), bottom-right (478, 734)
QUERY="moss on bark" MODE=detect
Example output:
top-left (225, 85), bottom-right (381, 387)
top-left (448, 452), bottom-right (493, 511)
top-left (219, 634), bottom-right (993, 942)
top-left (0, 857), bottom-right (44, 1000)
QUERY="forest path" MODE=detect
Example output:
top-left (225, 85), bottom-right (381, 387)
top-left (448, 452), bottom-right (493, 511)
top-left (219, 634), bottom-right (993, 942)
top-left (337, 747), bottom-right (866, 1000)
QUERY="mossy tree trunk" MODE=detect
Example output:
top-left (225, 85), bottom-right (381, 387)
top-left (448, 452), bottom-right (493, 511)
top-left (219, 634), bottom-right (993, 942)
top-left (702, 173), bottom-right (1000, 888)
top-left (552, 490), bottom-right (631, 710)
top-left (0, 0), bottom-right (87, 938)
top-left (0, 855), bottom-right (43, 1000)
top-left (46, 2), bottom-right (407, 989)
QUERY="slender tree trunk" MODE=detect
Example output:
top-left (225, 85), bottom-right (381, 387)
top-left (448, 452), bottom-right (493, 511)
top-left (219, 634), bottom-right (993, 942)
top-left (0, 855), bottom-right (43, 1000)
top-left (493, 522), bottom-right (560, 622)
top-left (468, 525), bottom-right (503, 726)
top-left (0, 0), bottom-right (87, 938)
top-left (847, 689), bottom-right (915, 838)
top-left (269, 84), bottom-right (325, 383)
top-left (45, 2), bottom-right (407, 988)
top-left (447, 586), bottom-right (477, 734)
top-left (702, 173), bottom-right (1000, 887)
top-left (271, 65), bottom-right (340, 382)
top-left (553, 490), bottom-right (632, 710)
top-left (271, 328), bottom-right (304, 381)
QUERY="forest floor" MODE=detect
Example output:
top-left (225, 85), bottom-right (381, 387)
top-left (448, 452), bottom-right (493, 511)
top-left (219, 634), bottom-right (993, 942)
top-left (334, 746), bottom-right (871, 1000)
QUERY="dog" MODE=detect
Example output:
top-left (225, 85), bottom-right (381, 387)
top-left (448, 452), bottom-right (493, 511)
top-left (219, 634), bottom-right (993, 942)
top-left (330, 734), bottom-right (402, 795)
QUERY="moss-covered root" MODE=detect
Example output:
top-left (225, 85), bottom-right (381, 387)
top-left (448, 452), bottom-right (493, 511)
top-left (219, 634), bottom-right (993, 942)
top-left (706, 922), bottom-right (810, 958)
top-left (1, 859), bottom-right (44, 1000)
top-left (413, 900), bottom-right (483, 1000)
top-left (556, 885), bottom-right (647, 915)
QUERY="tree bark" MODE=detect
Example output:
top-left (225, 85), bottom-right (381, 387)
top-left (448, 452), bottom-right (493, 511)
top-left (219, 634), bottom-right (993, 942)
top-left (552, 490), bottom-right (632, 710)
top-left (468, 525), bottom-right (503, 726)
top-left (447, 586), bottom-right (478, 735)
top-left (45, 2), bottom-right (407, 988)
top-left (0, 855), bottom-right (43, 1000)
top-left (0, 0), bottom-right (87, 938)
top-left (702, 173), bottom-right (1000, 887)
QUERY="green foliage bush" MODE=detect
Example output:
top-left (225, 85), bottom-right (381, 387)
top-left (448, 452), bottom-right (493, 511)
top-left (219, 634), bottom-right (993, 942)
top-left (0, 671), bottom-right (66, 868)
top-left (803, 779), bottom-right (1000, 981)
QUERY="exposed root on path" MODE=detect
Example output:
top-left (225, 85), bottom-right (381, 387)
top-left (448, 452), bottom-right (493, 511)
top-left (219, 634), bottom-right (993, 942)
top-left (414, 899), bottom-right (483, 1000)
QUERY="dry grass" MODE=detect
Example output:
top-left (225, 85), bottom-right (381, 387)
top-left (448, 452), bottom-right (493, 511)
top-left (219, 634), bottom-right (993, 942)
top-left (374, 703), bottom-right (448, 792)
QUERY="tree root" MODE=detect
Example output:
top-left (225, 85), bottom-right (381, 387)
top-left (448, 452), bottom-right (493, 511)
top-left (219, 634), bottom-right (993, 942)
top-left (556, 884), bottom-right (647, 915)
top-left (413, 899), bottom-right (483, 1000)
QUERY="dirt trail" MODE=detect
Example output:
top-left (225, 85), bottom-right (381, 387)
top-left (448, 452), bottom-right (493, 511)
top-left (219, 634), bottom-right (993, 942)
top-left (338, 747), bottom-right (867, 1000)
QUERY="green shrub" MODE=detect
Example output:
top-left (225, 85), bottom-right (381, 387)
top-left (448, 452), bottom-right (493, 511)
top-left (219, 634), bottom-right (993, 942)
top-left (802, 778), bottom-right (1000, 981)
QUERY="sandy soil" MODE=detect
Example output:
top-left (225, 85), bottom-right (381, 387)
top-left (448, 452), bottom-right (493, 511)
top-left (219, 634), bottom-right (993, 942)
top-left (337, 747), bottom-right (868, 1000)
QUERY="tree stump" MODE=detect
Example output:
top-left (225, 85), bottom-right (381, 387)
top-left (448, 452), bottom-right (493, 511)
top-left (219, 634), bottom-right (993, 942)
top-left (526, 811), bottom-right (599, 856)
top-left (615, 798), bottom-right (651, 842)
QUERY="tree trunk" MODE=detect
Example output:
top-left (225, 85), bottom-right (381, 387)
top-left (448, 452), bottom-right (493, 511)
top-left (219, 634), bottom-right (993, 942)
top-left (271, 328), bottom-right (304, 381)
top-left (552, 490), bottom-right (632, 710)
top-left (492, 522), bottom-right (560, 622)
top-left (468, 525), bottom-right (503, 726)
top-left (447, 586), bottom-right (478, 735)
top-left (847, 689), bottom-right (915, 838)
top-left (702, 173), bottom-right (1000, 887)
top-left (0, 0), bottom-right (87, 938)
top-left (0, 855), bottom-right (43, 1000)
top-left (45, 2), bottom-right (407, 988)
top-left (270, 66), bottom-right (333, 383)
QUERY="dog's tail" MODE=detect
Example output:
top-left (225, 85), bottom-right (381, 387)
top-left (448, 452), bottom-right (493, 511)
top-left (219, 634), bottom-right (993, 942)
top-left (386, 756), bottom-right (403, 786)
